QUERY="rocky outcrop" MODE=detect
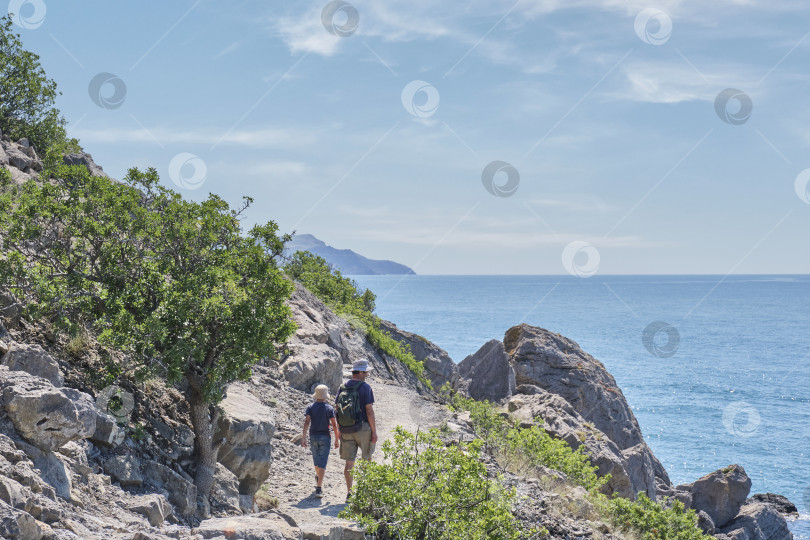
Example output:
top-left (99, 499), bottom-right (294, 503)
top-left (141, 461), bottom-right (197, 517)
top-left (458, 339), bottom-right (514, 402)
top-left (679, 465), bottom-right (752, 528)
top-left (282, 284), bottom-right (430, 394)
top-left (62, 152), bottom-right (108, 178)
top-left (747, 493), bottom-right (798, 518)
top-left (1, 343), bottom-right (63, 387)
top-left (215, 383), bottom-right (276, 497)
top-left (719, 501), bottom-right (794, 540)
top-left (0, 367), bottom-right (95, 451)
top-left (379, 320), bottom-right (458, 389)
top-left (458, 324), bottom-right (670, 500)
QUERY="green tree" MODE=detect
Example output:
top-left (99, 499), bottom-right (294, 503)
top-left (0, 15), bottom-right (67, 152)
top-left (0, 165), bottom-right (296, 506)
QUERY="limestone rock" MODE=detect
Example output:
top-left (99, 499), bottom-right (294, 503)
top-left (33, 452), bottom-right (72, 500)
top-left (457, 339), bottom-right (515, 402)
top-left (0, 499), bottom-right (41, 539)
top-left (103, 455), bottom-right (143, 487)
top-left (0, 368), bottom-right (94, 451)
top-left (215, 383), bottom-right (275, 496)
top-left (379, 320), bottom-right (458, 390)
top-left (0, 293), bottom-right (22, 329)
top-left (1, 343), bottom-right (63, 387)
top-left (682, 464), bottom-right (751, 528)
top-left (141, 461), bottom-right (197, 517)
top-left (719, 501), bottom-right (793, 540)
top-left (62, 152), bottom-right (107, 178)
top-left (195, 514), bottom-right (296, 539)
top-left (125, 494), bottom-right (173, 527)
top-left (210, 463), bottom-right (241, 514)
top-left (91, 411), bottom-right (125, 447)
top-left (281, 343), bottom-right (343, 393)
top-left (747, 493), bottom-right (798, 517)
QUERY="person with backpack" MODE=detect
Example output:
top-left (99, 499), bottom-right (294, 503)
top-left (301, 384), bottom-right (340, 498)
top-left (335, 358), bottom-right (377, 501)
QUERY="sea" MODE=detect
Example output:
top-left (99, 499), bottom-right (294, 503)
top-left (350, 274), bottom-right (810, 537)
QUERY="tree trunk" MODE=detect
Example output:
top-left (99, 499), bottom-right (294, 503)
top-left (186, 377), bottom-right (219, 510)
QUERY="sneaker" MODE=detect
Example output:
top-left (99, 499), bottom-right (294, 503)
top-left (315, 486), bottom-right (323, 498)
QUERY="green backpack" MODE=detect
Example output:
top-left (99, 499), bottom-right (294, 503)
top-left (336, 381), bottom-right (365, 432)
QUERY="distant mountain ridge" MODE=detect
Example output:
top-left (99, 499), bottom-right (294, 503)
top-left (286, 234), bottom-right (415, 275)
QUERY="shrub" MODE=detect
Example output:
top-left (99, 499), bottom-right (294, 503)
top-left (340, 426), bottom-right (537, 540)
top-left (597, 493), bottom-right (712, 540)
top-left (450, 395), bottom-right (607, 492)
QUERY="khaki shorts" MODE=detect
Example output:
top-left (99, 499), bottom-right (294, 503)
top-left (339, 422), bottom-right (375, 462)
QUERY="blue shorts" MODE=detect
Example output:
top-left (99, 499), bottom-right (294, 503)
top-left (309, 434), bottom-right (331, 469)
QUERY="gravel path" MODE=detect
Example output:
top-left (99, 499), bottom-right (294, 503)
top-left (265, 381), bottom-right (451, 535)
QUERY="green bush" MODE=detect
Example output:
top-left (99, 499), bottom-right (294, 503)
top-left (597, 493), bottom-right (712, 540)
top-left (285, 250), bottom-right (428, 385)
top-left (450, 395), bottom-right (606, 492)
top-left (340, 426), bottom-right (539, 540)
top-left (0, 15), bottom-right (68, 153)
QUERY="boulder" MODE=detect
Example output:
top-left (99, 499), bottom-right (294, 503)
top-left (747, 493), bottom-right (798, 517)
top-left (195, 514), bottom-right (296, 539)
top-left (210, 463), bottom-right (241, 514)
top-left (141, 461), bottom-right (197, 517)
top-left (0, 293), bottom-right (22, 329)
top-left (0, 499), bottom-right (41, 540)
top-left (4, 146), bottom-right (33, 172)
top-left (682, 465), bottom-right (751, 528)
top-left (719, 501), bottom-right (793, 540)
top-left (103, 455), bottom-right (143, 487)
top-left (62, 152), bottom-right (107, 177)
top-left (457, 339), bottom-right (515, 402)
top-left (125, 494), bottom-right (173, 527)
top-left (281, 343), bottom-right (343, 393)
top-left (215, 383), bottom-right (275, 495)
top-left (91, 412), bottom-right (125, 447)
top-left (33, 452), bottom-right (71, 500)
top-left (0, 368), bottom-right (94, 451)
top-left (1, 343), bottom-right (63, 387)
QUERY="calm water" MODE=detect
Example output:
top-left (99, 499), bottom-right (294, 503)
top-left (351, 275), bottom-right (810, 537)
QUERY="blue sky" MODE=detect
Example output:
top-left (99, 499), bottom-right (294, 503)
top-left (9, 0), bottom-right (810, 274)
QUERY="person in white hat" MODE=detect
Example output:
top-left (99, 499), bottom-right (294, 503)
top-left (334, 359), bottom-right (376, 501)
top-left (301, 384), bottom-right (339, 498)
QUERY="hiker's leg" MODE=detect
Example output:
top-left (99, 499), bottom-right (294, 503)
top-left (344, 460), bottom-right (355, 491)
top-left (315, 466), bottom-right (325, 487)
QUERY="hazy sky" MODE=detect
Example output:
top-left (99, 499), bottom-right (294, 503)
top-left (10, 0), bottom-right (810, 274)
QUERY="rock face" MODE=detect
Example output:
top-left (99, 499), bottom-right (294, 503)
top-left (680, 465), bottom-right (752, 528)
top-left (747, 493), bottom-right (799, 517)
top-left (458, 340), bottom-right (515, 402)
top-left (719, 501), bottom-right (794, 540)
top-left (215, 383), bottom-right (276, 496)
top-left (379, 320), bottom-right (458, 390)
top-left (1, 343), bottom-right (64, 387)
top-left (282, 284), bottom-right (430, 394)
top-left (141, 461), bottom-right (197, 517)
top-left (0, 368), bottom-right (95, 451)
top-left (459, 324), bottom-right (670, 499)
top-left (62, 152), bottom-right (108, 178)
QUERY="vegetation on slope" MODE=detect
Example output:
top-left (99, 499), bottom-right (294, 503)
top-left (0, 165), bottom-right (297, 501)
top-left (284, 250), bottom-right (429, 386)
